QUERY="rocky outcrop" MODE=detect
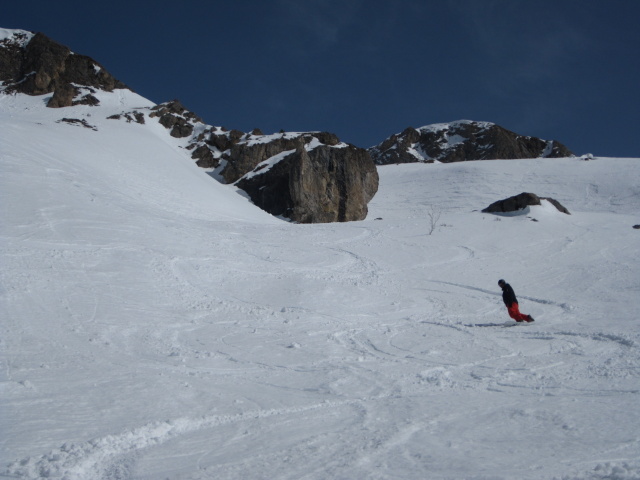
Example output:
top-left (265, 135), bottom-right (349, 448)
top-left (132, 98), bottom-right (379, 223)
top-left (0, 29), bottom-right (128, 107)
top-left (107, 111), bottom-right (146, 124)
top-left (236, 138), bottom-right (379, 223)
top-left (218, 131), bottom-right (341, 184)
top-left (482, 192), bottom-right (570, 215)
top-left (369, 120), bottom-right (573, 164)
top-left (221, 135), bottom-right (306, 183)
top-left (149, 100), bottom-right (202, 138)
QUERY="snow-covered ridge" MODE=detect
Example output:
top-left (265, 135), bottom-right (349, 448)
top-left (416, 119), bottom-right (495, 134)
top-left (242, 130), bottom-right (346, 148)
top-left (0, 28), bottom-right (33, 45)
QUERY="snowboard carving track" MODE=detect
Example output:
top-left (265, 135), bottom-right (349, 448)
top-left (5, 400), bottom-right (365, 479)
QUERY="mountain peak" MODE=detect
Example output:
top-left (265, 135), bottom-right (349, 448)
top-left (0, 28), bottom-right (34, 46)
top-left (0, 28), bottom-right (128, 107)
top-left (417, 119), bottom-right (495, 134)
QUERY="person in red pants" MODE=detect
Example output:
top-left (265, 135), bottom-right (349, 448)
top-left (498, 279), bottom-right (534, 322)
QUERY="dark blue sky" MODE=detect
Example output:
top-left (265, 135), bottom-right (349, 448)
top-left (4, 0), bottom-right (639, 156)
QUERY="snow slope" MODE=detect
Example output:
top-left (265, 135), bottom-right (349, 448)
top-left (1, 89), bottom-right (640, 480)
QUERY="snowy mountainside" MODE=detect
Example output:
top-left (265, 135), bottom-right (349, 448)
top-left (2, 30), bottom-right (640, 480)
top-left (0, 27), bottom-right (368, 220)
top-left (0, 88), bottom-right (279, 224)
top-left (109, 98), bottom-right (378, 223)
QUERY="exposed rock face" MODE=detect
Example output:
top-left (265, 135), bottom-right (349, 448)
top-left (482, 192), bottom-right (570, 215)
top-left (134, 98), bottom-right (380, 223)
top-left (149, 100), bottom-right (202, 138)
top-left (0, 29), bottom-right (128, 107)
top-left (218, 131), bottom-right (341, 184)
top-left (236, 138), bottom-right (379, 223)
top-left (369, 120), bottom-right (573, 164)
top-left (222, 135), bottom-right (305, 183)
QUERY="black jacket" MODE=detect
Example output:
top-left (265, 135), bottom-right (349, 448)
top-left (501, 283), bottom-right (518, 307)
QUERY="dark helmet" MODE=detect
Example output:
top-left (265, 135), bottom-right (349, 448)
top-left (498, 279), bottom-right (506, 286)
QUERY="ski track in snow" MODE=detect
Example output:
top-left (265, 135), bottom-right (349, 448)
top-left (2, 89), bottom-right (640, 479)
top-left (5, 400), bottom-right (365, 480)
top-left (6, 277), bottom-right (639, 480)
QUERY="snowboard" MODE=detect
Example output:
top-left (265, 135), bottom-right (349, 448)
top-left (502, 320), bottom-right (535, 327)
top-left (466, 320), bottom-right (536, 327)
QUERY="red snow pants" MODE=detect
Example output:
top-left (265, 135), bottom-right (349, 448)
top-left (507, 303), bottom-right (531, 322)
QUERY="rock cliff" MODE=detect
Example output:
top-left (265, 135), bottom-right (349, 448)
top-left (0, 29), bottom-right (128, 107)
top-left (235, 136), bottom-right (379, 223)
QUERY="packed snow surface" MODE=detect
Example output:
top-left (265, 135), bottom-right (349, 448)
top-left (1, 89), bottom-right (640, 480)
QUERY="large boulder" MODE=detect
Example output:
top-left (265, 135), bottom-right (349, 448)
top-left (369, 120), bottom-right (573, 164)
top-left (235, 137), bottom-right (379, 223)
top-left (482, 192), bottom-right (570, 215)
top-left (0, 29), bottom-right (128, 107)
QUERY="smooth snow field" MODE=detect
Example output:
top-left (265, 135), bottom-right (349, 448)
top-left (1, 90), bottom-right (640, 480)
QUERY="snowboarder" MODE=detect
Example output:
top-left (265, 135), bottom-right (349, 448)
top-left (498, 279), bottom-right (534, 322)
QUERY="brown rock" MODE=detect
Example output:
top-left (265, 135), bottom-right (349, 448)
top-left (370, 121), bottom-right (574, 164)
top-left (482, 192), bottom-right (570, 215)
top-left (1, 31), bottom-right (129, 107)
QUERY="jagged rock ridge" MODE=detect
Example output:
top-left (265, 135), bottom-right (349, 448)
top-left (369, 120), bottom-right (573, 165)
top-left (0, 28), bottom-right (128, 107)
